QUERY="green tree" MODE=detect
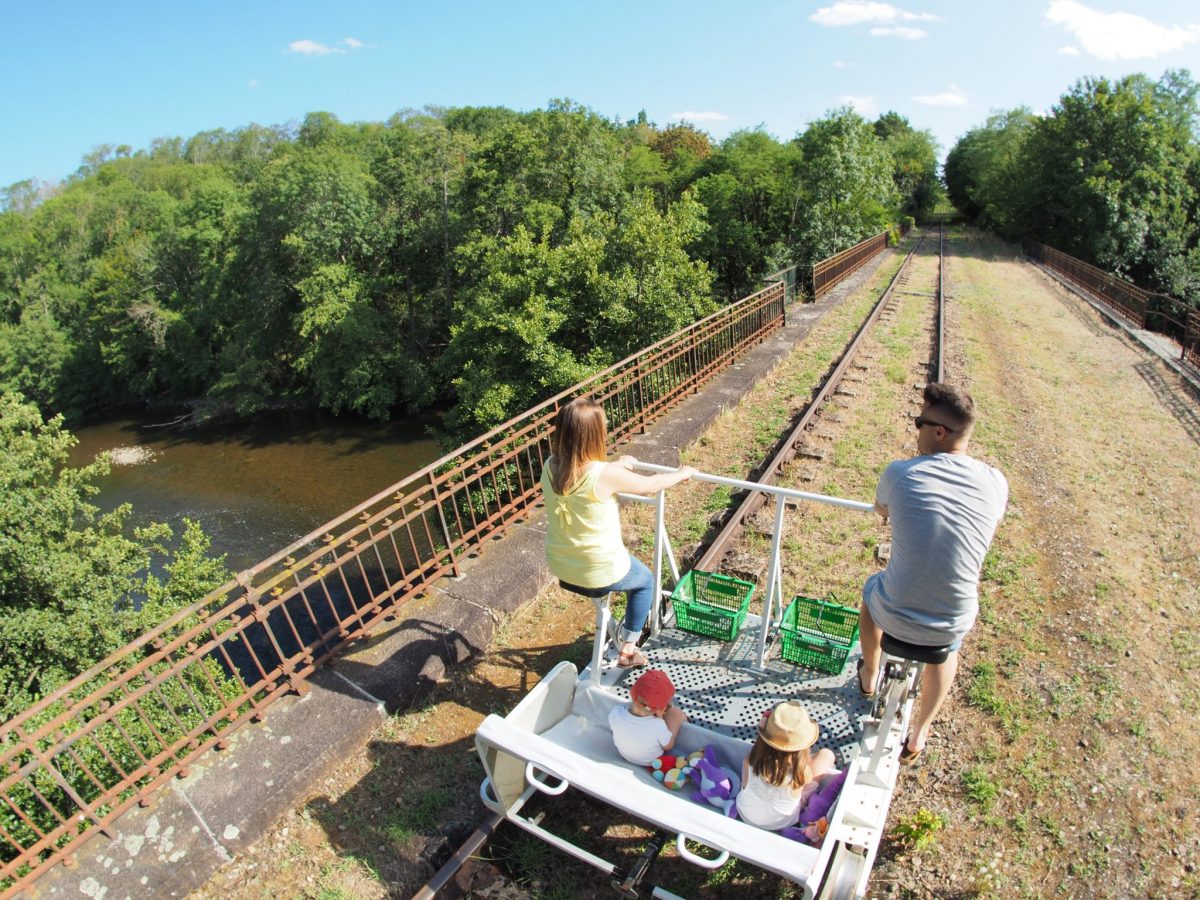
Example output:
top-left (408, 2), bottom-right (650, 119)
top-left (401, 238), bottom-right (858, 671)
top-left (793, 109), bottom-right (899, 262)
top-left (0, 305), bottom-right (70, 407)
top-left (214, 139), bottom-right (383, 413)
top-left (691, 129), bottom-right (795, 298)
top-left (442, 193), bottom-right (713, 438)
top-left (0, 393), bottom-right (228, 719)
top-left (947, 71), bottom-right (1200, 303)
top-left (944, 108), bottom-right (1037, 237)
top-left (874, 112), bottom-right (942, 219)
top-left (1019, 72), bottom-right (1199, 292)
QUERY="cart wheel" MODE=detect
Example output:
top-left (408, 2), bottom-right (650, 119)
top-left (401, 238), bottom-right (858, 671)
top-left (910, 661), bottom-right (926, 699)
top-left (869, 661), bottom-right (898, 720)
top-left (817, 840), bottom-right (867, 900)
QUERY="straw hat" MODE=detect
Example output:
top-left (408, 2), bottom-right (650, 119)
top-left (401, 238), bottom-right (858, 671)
top-left (758, 701), bottom-right (819, 752)
top-left (632, 669), bottom-right (675, 710)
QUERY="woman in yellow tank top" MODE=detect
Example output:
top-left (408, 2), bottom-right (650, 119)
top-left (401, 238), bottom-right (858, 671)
top-left (541, 398), bottom-right (695, 667)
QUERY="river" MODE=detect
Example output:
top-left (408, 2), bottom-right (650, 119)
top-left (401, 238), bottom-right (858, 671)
top-left (67, 409), bottom-right (445, 575)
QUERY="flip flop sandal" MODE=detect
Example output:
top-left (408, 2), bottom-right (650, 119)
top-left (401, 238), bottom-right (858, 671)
top-left (856, 659), bottom-right (876, 698)
top-left (899, 734), bottom-right (923, 766)
top-left (617, 648), bottom-right (648, 668)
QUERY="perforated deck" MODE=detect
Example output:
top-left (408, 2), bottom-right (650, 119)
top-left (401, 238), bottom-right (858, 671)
top-left (604, 613), bottom-right (870, 768)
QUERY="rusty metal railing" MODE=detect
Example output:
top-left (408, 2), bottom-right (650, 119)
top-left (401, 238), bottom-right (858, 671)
top-left (811, 226), bottom-right (907, 299)
top-left (1024, 239), bottom-right (1199, 372)
top-left (0, 278), bottom-right (787, 892)
top-left (1022, 239), bottom-right (1149, 328)
top-left (1185, 311), bottom-right (1200, 369)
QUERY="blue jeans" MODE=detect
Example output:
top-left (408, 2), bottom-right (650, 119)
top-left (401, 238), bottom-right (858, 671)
top-left (599, 555), bottom-right (655, 644)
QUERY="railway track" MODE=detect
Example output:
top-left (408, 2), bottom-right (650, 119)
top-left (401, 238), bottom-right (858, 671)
top-left (416, 223), bottom-right (946, 899)
top-left (696, 223), bottom-right (944, 577)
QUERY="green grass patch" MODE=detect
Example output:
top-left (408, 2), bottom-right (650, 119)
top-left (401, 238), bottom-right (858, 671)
top-left (890, 807), bottom-right (947, 851)
top-left (961, 766), bottom-right (1000, 811)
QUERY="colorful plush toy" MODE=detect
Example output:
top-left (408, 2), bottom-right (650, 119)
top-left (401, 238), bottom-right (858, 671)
top-left (648, 748), bottom-right (704, 791)
top-left (687, 745), bottom-right (738, 817)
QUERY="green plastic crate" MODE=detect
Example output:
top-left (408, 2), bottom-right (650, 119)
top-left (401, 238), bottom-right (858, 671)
top-left (670, 570), bottom-right (756, 641)
top-left (779, 595), bottom-right (860, 674)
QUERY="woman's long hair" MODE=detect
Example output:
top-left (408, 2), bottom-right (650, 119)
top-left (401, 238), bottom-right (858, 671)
top-left (747, 739), bottom-right (813, 790)
top-left (549, 398), bottom-right (607, 495)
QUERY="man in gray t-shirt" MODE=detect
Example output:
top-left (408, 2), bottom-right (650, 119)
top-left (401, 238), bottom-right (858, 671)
top-left (858, 383), bottom-right (1007, 764)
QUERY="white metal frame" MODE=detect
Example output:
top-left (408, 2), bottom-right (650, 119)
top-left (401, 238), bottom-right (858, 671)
top-left (627, 463), bottom-right (873, 672)
top-left (478, 467), bottom-right (916, 899)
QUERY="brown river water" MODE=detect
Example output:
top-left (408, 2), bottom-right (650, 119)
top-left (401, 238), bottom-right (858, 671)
top-left (67, 410), bottom-right (445, 574)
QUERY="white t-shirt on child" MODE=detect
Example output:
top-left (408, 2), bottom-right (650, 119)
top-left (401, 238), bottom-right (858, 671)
top-left (608, 705), bottom-right (672, 765)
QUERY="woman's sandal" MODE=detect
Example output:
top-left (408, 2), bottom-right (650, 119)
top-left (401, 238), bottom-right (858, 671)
top-left (617, 648), bottom-right (648, 668)
top-left (856, 659), bottom-right (876, 698)
top-left (899, 733), bottom-right (923, 766)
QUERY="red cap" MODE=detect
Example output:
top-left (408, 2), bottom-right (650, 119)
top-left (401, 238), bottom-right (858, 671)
top-left (632, 669), bottom-right (675, 710)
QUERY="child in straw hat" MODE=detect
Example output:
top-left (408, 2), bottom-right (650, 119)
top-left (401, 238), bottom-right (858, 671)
top-left (736, 701), bottom-right (838, 836)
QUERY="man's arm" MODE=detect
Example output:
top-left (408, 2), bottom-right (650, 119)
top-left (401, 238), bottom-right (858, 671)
top-left (874, 460), bottom-right (896, 523)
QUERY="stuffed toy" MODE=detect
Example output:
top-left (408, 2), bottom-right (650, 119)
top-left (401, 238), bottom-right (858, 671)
top-left (687, 745), bottom-right (738, 817)
top-left (798, 769), bottom-right (847, 824)
top-left (648, 748), bottom-right (704, 791)
top-left (780, 769), bottom-right (848, 846)
top-left (781, 818), bottom-right (828, 845)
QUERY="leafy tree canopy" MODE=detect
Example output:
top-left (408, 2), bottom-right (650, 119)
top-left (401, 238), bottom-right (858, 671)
top-left (1, 99), bottom-right (915, 438)
top-left (0, 392), bottom-right (227, 718)
top-left (946, 69), bottom-right (1200, 302)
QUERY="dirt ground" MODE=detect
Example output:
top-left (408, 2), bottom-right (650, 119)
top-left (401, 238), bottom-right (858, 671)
top-left (192, 229), bottom-right (1200, 899)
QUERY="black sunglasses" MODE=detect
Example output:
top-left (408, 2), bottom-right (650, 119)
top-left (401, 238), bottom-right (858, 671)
top-left (914, 415), bottom-right (956, 432)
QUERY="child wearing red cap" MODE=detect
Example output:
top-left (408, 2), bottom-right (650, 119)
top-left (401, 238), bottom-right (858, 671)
top-left (608, 669), bottom-right (688, 767)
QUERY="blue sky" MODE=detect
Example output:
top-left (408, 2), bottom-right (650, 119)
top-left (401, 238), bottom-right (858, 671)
top-left (2, 0), bottom-right (1199, 187)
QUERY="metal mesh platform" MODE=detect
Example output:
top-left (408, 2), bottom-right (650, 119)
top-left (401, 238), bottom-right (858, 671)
top-left (608, 613), bottom-right (870, 768)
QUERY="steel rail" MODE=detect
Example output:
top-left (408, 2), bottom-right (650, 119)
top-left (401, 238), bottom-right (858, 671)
top-left (936, 220), bottom-right (945, 383)
top-left (694, 226), bottom-right (933, 575)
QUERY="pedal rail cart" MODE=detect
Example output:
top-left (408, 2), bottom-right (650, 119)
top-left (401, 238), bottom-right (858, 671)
top-left (475, 465), bottom-right (918, 899)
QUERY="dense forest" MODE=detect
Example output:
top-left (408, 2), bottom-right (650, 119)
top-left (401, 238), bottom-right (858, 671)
top-left (945, 69), bottom-right (1200, 304)
top-left (0, 102), bottom-right (938, 440)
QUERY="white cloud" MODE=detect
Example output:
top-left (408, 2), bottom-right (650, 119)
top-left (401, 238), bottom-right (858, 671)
top-left (287, 39), bottom-right (340, 55)
top-left (671, 111), bottom-right (729, 123)
top-left (286, 37), bottom-right (368, 56)
top-left (833, 60), bottom-right (851, 68)
top-left (870, 25), bottom-right (928, 39)
top-left (1045, 1), bottom-right (1200, 60)
top-left (1057, 45), bottom-right (1081, 56)
top-left (810, 1), bottom-right (937, 27)
top-left (248, 78), bottom-right (259, 88)
top-left (912, 84), bottom-right (968, 107)
top-left (839, 95), bottom-right (878, 116)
